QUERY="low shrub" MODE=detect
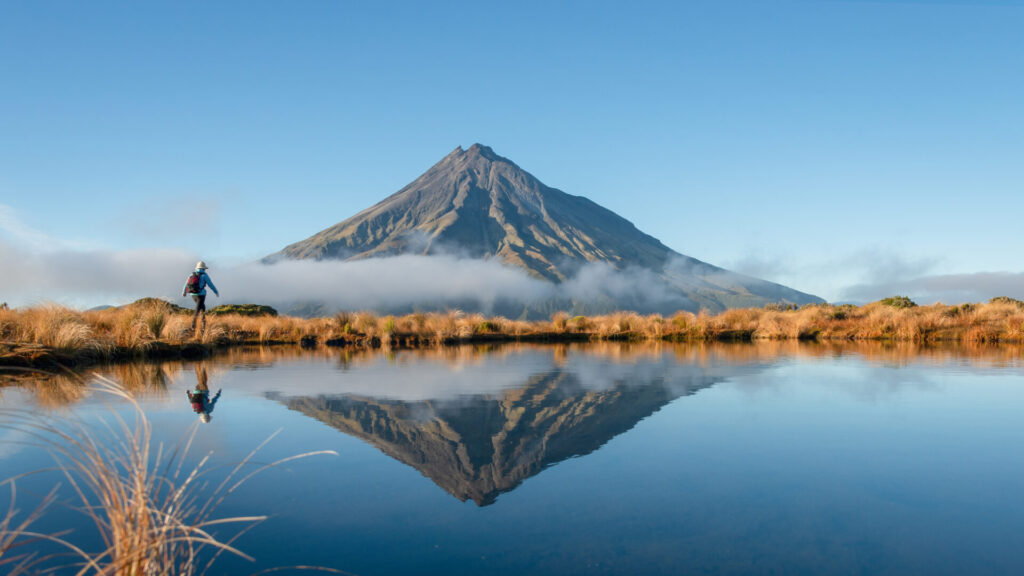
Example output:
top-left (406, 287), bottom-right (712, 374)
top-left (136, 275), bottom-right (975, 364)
top-left (990, 296), bottom-right (1024, 309)
top-left (879, 296), bottom-right (917, 309)
top-left (943, 303), bottom-right (976, 317)
top-left (476, 320), bottom-right (498, 333)
top-left (125, 297), bottom-right (188, 314)
top-left (829, 304), bottom-right (856, 320)
top-left (207, 304), bottom-right (278, 317)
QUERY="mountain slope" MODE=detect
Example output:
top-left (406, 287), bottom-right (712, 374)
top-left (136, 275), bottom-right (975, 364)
top-left (269, 144), bottom-right (823, 312)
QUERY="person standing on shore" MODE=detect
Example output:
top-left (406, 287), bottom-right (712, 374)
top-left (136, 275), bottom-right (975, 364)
top-left (182, 260), bottom-right (219, 337)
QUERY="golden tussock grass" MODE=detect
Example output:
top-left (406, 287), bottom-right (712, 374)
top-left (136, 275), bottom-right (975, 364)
top-left (0, 377), bottom-right (338, 574)
top-left (2, 298), bottom-right (1023, 368)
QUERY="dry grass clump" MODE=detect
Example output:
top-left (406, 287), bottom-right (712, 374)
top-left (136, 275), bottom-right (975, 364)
top-left (161, 315), bottom-right (194, 343)
top-left (551, 312), bottom-right (570, 333)
top-left (112, 308), bottom-right (154, 352)
top-left (12, 305), bottom-right (106, 355)
top-left (423, 309), bottom-right (463, 342)
top-left (566, 315), bottom-right (590, 333)
top-left (196, 324), bottom-right (228, 345)
top-left (0, 308), bottom-right (14, 339)
top-left (585, 312), bottom-right (639, 337)
top-left (667, 311), bottom-right (699, 339)
top-left (452, 313), bottom-right (485, 338)
top-left (93, 300), bottom-right (178, 353)
top-left (255, 316), bottom-right (293, 343)
top-left (0, 378), bottom-right (337, 574)
top-left (350, 312), bottom-right (379, 338)
top-left (708, 308), bottom-right (761, 335)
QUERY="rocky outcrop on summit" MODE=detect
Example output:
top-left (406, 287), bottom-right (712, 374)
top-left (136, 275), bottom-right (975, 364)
top-left (269, 144), bottom-right (823, 312)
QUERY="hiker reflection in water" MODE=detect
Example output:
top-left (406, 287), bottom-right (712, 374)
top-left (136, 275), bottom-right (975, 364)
top-left (186, 365), bottom-right (221, 423)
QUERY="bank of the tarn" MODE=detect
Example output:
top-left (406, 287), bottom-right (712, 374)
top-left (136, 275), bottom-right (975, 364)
top-left (2, 296), bottom-right (1022, 369)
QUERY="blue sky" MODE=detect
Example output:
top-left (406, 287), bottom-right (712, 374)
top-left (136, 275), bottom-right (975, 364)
top-left (1, 0), bottom-right (1022, 304)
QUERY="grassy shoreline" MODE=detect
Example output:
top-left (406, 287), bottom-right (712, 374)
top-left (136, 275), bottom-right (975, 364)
top-left (2, 297), bottom-right (1023, 369)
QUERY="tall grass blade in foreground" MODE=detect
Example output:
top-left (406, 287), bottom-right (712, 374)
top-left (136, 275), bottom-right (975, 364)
top-left (0, 376), bottom-right (337, 575)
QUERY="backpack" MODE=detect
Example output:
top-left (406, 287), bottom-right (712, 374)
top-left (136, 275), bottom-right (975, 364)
top-left (186, 272), bottom-right (202, 294)
top-left (187, 390), bottom-right (205, 413)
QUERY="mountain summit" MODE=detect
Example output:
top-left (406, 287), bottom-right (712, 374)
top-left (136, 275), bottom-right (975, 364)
top-left (269, 144), bottom-right (823, 312)
top-left (273, 143), bottom-right (672, 281)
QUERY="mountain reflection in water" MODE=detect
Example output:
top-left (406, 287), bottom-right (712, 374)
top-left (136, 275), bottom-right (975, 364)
top-left (271, 348), bottom-right (763, 506)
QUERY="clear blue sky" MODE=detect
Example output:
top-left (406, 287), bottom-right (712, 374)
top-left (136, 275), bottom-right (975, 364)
top-left (1, 0), bottom-right (1022, 302)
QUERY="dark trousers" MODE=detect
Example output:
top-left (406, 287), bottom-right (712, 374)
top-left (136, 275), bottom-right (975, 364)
top-left (191, 294), bottom-right (207, 332)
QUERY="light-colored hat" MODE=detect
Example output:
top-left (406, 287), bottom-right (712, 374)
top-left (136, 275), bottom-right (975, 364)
top-left (195, 261), bottom-right (208, 270)
top-left (199, 413), bottom-right (211, 423)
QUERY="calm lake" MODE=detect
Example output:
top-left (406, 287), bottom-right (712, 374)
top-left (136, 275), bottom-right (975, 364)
top-left (2, 342), bottom-right (1023, 575)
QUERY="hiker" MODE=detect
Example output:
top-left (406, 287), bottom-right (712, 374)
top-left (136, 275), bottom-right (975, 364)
top-left (182, 260), bottom-right (219, 336)
top-left (186, 364), bottom-right (221, 423)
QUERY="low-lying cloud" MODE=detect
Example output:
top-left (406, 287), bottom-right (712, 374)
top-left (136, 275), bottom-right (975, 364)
top-left (0, 239), bottom-right (697, 315)
top-left (842, 271), bottom-right (1024, 304)
top-left (0, 204), bottom-right (707, 314)
top-left (724, 247), bottom-right (947, 303)
top-left (230, 255), bottom-right (554, 312)
top-left (4, 227), bottom-right (1020, 313)
top-left (0, 241), bottom-right (197, 305)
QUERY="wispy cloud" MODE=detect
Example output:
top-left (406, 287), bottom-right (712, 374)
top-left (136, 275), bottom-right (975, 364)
top-left (113, 196), bottom-right (223, 244)
top-left (0, 203), bottom-right (103, 252)
top-left (725, 246), bottom-right (944, 303)
top-left (727, 252), bottom-right (795, 281)
top-left (841, 248), bottom-right (942, 285)
top-left (0, 204), bottom-right (64, 250)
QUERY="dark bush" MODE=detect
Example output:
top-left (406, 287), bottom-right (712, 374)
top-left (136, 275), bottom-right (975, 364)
top-left (763, 302), bottom-right (798, 312)
top-left (943, 303), bottom-right (976, 317)
top-left (990, 296), bottom-right (1024, 309)
top-left (879, 296), bottom-right (917, 309)
top-left (207, 304), bottom-right (279, 317)
top-left (127, 298), bottom-right (188, 314)
top-left (829, 304), bottom-right (856, 320)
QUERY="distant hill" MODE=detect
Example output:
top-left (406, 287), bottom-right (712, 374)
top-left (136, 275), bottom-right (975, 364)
top-left (268, 144), bottom-right (823, 313)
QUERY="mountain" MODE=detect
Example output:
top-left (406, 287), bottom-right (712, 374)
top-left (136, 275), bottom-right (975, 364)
top-left (268, 144), bottom-right (823, 312)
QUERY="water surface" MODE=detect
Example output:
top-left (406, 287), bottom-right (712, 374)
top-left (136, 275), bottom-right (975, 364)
top-left (1, 342), bottom-right (1022, 575)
